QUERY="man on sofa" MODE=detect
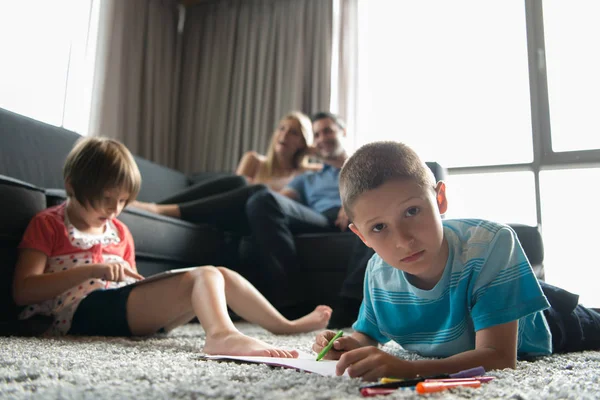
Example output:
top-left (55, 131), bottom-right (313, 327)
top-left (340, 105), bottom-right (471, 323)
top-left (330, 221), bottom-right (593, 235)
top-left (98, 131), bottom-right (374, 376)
top-left (245, 112), bottom-right (365, 324)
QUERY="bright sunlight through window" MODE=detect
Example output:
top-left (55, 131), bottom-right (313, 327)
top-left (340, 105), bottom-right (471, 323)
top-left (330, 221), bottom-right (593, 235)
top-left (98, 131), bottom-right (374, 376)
top-left (355, 0), bottom-right (533, 168)
top-left (0, 0), bottom-right (99, 135)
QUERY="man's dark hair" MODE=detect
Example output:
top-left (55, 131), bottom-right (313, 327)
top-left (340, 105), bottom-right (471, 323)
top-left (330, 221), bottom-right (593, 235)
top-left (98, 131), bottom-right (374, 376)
top-left (339, 141), bottom-right (436, 221)
top-left (311, 111), bottom-right (346, 130)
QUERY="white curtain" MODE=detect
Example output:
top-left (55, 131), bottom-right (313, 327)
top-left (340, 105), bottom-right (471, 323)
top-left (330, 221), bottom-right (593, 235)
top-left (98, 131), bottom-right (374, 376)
top-left (335, 0), bottom-right (359, 149)
top-left (89, 0), bottom-right (182, 168)
top-left (175, 0), bottom-right (334, 174)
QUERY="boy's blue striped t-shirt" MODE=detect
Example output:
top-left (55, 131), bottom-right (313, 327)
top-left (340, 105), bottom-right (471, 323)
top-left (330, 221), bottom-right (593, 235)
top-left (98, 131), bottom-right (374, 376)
top-left (352, 219), bottom-right (552, 358)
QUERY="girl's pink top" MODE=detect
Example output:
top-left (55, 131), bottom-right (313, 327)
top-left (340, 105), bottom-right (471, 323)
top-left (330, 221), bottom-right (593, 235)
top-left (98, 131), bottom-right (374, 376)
top-left (18, 203), bottom-right (136, 335)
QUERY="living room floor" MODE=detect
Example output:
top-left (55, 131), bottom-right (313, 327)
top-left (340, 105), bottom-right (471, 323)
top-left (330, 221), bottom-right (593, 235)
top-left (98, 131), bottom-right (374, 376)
top-left (1, 322), bottom-right (600, 399)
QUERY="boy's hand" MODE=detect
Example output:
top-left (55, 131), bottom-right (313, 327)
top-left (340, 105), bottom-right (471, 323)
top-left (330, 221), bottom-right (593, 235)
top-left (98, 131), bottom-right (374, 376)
top-left (93, 262), bottom-right (143, 282)
top-left (312, 330), bottom-right (362, 360)
top-left (335, 347), bottom-right (412, 381)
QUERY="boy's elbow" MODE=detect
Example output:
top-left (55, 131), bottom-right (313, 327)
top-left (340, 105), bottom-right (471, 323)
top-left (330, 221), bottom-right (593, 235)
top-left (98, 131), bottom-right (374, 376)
top-left (489, 350), bottom-right (517, 371)
top-left (497, 356), bottom-right (517, 370)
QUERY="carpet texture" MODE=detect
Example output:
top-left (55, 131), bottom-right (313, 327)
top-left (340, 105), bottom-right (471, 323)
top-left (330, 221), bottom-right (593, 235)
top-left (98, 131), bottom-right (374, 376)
top-left (1, 322), bottom-right (599, 399)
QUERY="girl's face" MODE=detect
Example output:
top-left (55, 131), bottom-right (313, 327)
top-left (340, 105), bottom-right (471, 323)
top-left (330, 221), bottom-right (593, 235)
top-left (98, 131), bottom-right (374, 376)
top-left (273, 118), bottom-right (306, 160)
top-left (68, 187), bottom-right (130, 233)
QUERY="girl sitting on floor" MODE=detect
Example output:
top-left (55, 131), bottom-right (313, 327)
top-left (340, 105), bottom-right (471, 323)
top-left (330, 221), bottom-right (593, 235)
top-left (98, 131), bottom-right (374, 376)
top-left (12, 136), bottom-right (331, 357)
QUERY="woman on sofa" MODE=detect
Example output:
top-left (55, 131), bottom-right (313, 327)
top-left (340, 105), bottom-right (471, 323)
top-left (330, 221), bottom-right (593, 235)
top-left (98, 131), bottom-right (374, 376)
top-left (130, 111), bottom-right (321, 230)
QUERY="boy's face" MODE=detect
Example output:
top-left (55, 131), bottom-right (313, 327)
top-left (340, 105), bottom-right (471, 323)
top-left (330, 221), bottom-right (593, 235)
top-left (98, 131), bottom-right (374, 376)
top-left (349, 179), bottom-right (449, 287)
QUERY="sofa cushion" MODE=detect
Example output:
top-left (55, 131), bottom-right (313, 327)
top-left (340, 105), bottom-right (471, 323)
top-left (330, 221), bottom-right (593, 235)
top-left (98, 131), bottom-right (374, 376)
top-left (134, 157), bottom-right (190, 203)
top-left (118, 208), bottom-right (226, 272)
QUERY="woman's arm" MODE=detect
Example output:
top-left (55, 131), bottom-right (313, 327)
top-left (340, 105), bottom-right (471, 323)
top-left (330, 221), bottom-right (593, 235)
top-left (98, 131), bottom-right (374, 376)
top-left (235, 151), bottom-right (262, 182)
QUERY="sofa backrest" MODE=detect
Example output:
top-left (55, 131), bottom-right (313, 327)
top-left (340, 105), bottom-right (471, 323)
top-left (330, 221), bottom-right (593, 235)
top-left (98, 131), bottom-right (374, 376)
top-left (0, 108), bottom-right (80, 190)
top-left (0, 108), bottom-right (190, 202)
top-left (133, 157), bottom-right (190, 202)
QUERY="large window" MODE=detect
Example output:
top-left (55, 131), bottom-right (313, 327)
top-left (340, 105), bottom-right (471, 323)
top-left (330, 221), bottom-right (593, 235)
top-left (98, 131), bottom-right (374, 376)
top-left (543, 1), bottom-right (600, 152)
top-left (540, 168), bottom-right (600, 307)
top-left (355, 0), bottom-right (533, 168)
top-left (354, 0), bottom-right (600, 306)
top-left (446, 172), bottom-right (537, 226)
top-left (0, 0), bottom-right (100, 135)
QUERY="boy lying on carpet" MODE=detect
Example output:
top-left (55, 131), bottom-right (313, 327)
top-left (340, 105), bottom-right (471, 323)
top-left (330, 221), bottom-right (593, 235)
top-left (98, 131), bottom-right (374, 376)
top-left (12, 136), bottom-right (331, 357)
top-left (312, 141), bottom-right (600, 380)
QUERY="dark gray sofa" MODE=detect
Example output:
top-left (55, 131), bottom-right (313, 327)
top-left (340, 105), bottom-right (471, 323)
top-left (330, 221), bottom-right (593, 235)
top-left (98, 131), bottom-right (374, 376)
top-left (0, 107), bottom-right (545, 329)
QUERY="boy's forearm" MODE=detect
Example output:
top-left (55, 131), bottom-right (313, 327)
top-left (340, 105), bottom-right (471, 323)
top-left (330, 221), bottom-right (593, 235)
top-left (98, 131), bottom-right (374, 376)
top-left (14, 266), bottom-right (98, 306)
top-left (398, 347), bottom-right (516, 378)
top-left (351, 331), bottom-right (379, 348)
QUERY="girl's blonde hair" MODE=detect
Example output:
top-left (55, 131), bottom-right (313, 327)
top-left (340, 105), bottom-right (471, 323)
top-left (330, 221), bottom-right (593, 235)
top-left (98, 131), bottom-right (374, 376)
top-left (255, 111), bottom-right (312, 182)
top-left (63, 137), bottom-right (142, 208)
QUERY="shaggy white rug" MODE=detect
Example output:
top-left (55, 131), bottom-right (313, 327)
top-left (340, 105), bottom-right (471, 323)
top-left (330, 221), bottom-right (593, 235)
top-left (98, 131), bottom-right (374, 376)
top-left (1, 323), bottom-right (599, 399)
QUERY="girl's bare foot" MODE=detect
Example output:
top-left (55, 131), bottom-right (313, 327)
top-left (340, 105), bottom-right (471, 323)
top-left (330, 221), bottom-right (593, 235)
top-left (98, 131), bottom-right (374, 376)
top-left (203, 331), bottom-right (299, 358)
top-left (271, 305), bottom-right (332, 334)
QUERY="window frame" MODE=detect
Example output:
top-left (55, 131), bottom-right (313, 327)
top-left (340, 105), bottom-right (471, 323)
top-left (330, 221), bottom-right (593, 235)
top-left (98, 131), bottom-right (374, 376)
top-left (447, 0), bottom-right (600, 227)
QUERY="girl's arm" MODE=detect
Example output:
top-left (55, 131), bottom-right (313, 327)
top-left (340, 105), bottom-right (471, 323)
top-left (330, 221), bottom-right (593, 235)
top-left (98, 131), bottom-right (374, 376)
top-left (12, 249), bottom-right (142, 306)
top-left (235, 151), bottom-right (262, 181)
top-left (13, 249), bottom-right (95, 305)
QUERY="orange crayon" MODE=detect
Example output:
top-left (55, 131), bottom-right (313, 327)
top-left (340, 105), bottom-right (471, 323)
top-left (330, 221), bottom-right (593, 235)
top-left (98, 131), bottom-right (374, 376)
top-left (416, 379), bottom-right (481, 394)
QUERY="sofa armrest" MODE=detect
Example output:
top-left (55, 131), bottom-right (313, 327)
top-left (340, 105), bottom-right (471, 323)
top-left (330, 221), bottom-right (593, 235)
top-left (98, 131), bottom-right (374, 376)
top-left (0, 175), bottom-right (46, 322)
top-left (508, 223), bottom-right (545, 280)
top-left (425, 161), bottom-right (447, 182)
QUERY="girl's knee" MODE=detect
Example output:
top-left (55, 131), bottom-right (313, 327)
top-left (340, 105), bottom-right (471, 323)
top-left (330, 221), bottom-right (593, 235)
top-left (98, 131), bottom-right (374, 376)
top-left (215, 266), bottom-right (240, 280)
top-left (185, 265), bottom-right (220, 283)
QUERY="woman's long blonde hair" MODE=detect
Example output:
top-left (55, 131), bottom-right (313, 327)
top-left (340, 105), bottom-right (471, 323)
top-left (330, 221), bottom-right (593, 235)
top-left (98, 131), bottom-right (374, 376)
top-left (254, 111), bottom-right (312, 182)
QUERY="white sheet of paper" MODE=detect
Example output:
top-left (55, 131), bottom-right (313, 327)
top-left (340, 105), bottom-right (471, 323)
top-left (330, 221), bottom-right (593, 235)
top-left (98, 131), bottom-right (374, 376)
top-left (203, 353), bottom-right (348, 377)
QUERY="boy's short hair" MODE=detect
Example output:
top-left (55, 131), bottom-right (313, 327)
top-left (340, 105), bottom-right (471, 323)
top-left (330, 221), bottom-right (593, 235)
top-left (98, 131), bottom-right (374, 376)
top-left (63, 137), bottom-right (141, 208)
top-left (311, 111), bottom-right (346, 131)
top-left (340, 141), bottom-right (436, 220)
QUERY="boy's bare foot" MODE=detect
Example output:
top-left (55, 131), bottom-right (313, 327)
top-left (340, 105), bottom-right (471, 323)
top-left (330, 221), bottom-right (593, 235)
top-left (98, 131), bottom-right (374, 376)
top-left (272, 305), bottom-right (332, 334)
top-left (129, 200), bottom-right (159, 214)
top-left (203, 331), bottom-right (299, 358)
